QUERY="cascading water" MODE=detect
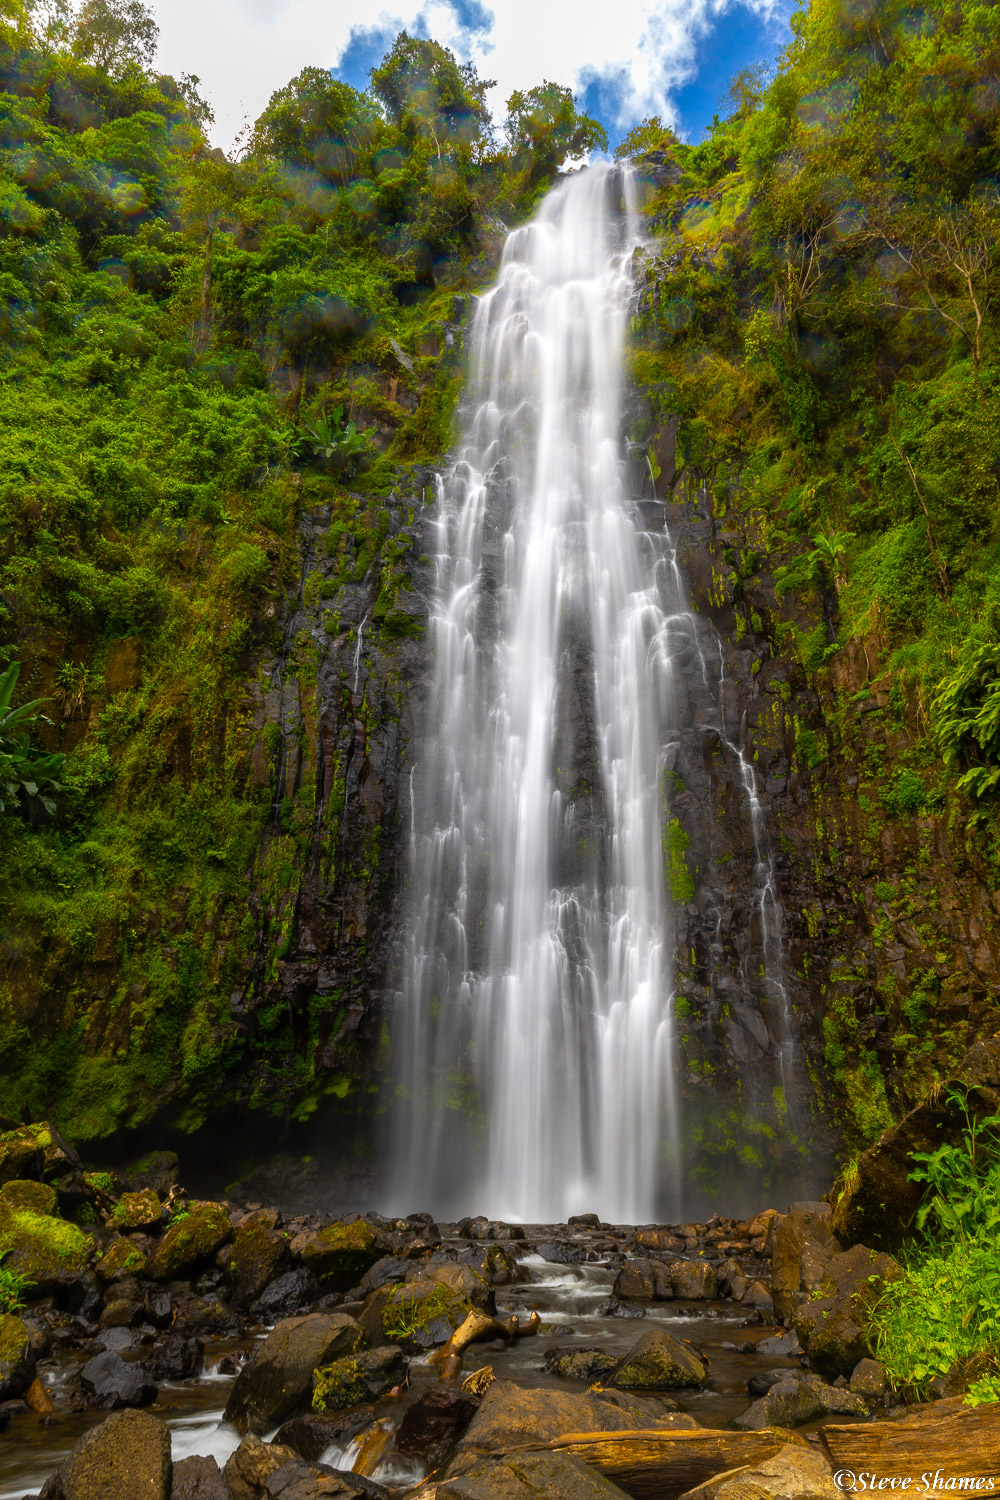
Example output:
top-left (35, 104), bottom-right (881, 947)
top-left (386, 162), bottom-right (801, 1222)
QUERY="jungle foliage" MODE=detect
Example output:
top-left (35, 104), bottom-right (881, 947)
top-left (0, 0), bottom-right (602, 1136)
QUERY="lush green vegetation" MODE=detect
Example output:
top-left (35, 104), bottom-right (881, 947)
top-left (0, 0), bottom-right (604, 1139)
top-left (627, 0), bottom-right (1000, 807)
top-left (871, 1093), bottom-right (1000, 1403)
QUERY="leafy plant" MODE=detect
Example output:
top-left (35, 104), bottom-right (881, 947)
top-left (934, 642), bottom-right (1000, 801)
top-left (0, 1251), bottom-right (33, 1314)
top-left (0, 663), bottom-right (66, 820)
top-left (301, 407), bottom-right (375, 476)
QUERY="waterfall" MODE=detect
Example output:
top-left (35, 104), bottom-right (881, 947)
top-left (385, 163), bottom-right (795, 1222)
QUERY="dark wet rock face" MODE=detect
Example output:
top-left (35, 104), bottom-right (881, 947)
top-left (224, 1313), bottom-right (363, 1433)
top-left (79, 1350), bottom-right (157, 1409)
top-left (394, 1386), bottom-right (481, 1469)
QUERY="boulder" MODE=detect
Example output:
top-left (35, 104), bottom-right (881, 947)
top-left (79, 1350), bottom-right (157, 1409)
top-left (791, 1244), bottom-right (900, 1378)
top-left (831, 1038), bottom-right (1000, 1251)
top-left (149, 1332), bottom-right (203, 1381)
top-left (679, 1442), bottom-right (841, 1500)
top-left (0, 1127), bottom-right (43, 1185)
top-left (445, 1380), bottom-right (657, 1468)
top-left (437, 1450), bottom-right (633, 1498)
top-left (275, 1407), bottom-right (376, 1462)
top-left (634, 1229), bottom-right (684, 1252)
top-left (146, 1203), bottom-right (230, 1281)
top-left (394, 1386), bottom-right (481, 1469)
top-left (0, 1202), bottom-right (94, 1296)
top-left (263, 1459), bottom-right (391, 1497)
top-left (170, 1454), bottom-right (230, 1500)
top-left (225, 1312), bottom-right (363, 1433)
top-left (606, 1328), bottom-right (707, 1390)
top-left (223, 1434), bottom-right (300, 1500)
top-left (770, 1202), bottom-right (838, 1322)
top-left (228, 1211), bottom-right (292, 1309)
top-left (374, 1277), bottom-right (476, 1351)
top-left (172, 1293), bottom-right (241, 1340)
top-left (251, 1268), bottom-right (318, 1321)
top-left (112, 1190), bottom-right (161, 1233)
top-left (669, 1260), bottom-right (717, 1300)
top-left (0, 1313), bottom-right (35, 1400)
top-left (96, 1239), bottom-right (148, 1283)
top-left (311, 1346), bottom-right (407, 1412)
top-left (545, 1347), bottom-right (620, 1381)
top-left (1, 1179), bottom-right (57, 1215)
top-left (118, 1152), bottom-right (179, 1199)
top-left (612, 1262), bottom-right (655, 1301)
top-left (290, 1220), bottom-right (391, 1291)
top-left (51, 1408), bottom-right (171, 1500)
top-left (850, 1357), bottom-right (888, 1398)
top-left (733, 1371), bottom-right (864, 1430)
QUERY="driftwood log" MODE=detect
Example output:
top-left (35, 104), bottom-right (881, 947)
top-left (530, 1427), bottom-right (807, 1499)
top-left (819, 1398), bottom-right (1000, 1479)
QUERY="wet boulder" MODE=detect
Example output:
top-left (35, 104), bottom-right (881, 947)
top-left (791, 1243), bottom-right (900, 1378)
top-left (111, 1190), bottom-right (161, 1233)
top-left (223, 1433), bottom-right (300, 1499)
top-left (680, 1442), bottom-right (840, 1500)
top-left (290, 1219), bottom-right (390, 1291)
top-left (275, 1407), bottom-right (376, 1462)
top-left (228, 1210), bottom-right (292, 1309)
top-left (394, 1386), bottom-right (481, 1470)
top-left (170, 1454), bottom-right (230, 1500)
top-left (605, 1327), bottom-right (707, 1390)
top-left (850, 1357), bottom-right (888, 1398)
top-left (96, 1238), bottom-right (148, 1283)
top-left (250, 1267), bottom-right (318, 1321)
top-left (373, 1277), bottom-right (476, 1351)
top-left (668, 1259), bottom-right (717, 1300)
top-left (0, 1200), bottom-right (94, 1296)
top-left (611, 1261), bottom-right (655, 1300)
top-left (264, 1458), bottom-right (391, 1497)
top-left (79, 1350), bottom-right (157, 1409)
top-left (733, 1376), bottom-right (824, 1430)
top-left (43, 1408), bottom-right (172, 1500)
top-left (0, 1127), bottom-right (44, 1185)
top-left (0, 1314), bottom-right (35, 1400)
top-left (149, 1332), bottom-right (203, 1381)
top-left (545, 1347), bottom-right (620, 1382)
top-left (118, 1151), bottom-right (179, 1199)
top-left (437, 1450), bottom-right (633, 1498)
top-left (225, 1312), bottom-right (363, 1433)
top-left (311, 1345), bottom-right (407, 1412)
top-left (146, 1202), bottom-right (231, 1281)
top-left (445, 1379), bottom-right (658, 1469)
top-left (1, 1179), bottom-right (57, 1215)
top-left (171, 1292), bottom-right (241, 1340)
top-left (770, 1202), bottom-right (838, 1322)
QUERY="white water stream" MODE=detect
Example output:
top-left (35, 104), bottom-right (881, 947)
top-left (386, 163), bottom-right (794, 1222)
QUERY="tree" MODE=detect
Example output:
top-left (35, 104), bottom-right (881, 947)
top-left (371, 33), bottom-right (494, 161)
top-left (251, 68), bottom-right (381, 182)
top-left (613, 115), bottom-right (678, 161)
top-left (504, 82), bottom-right (608, 190)
top-left (71, 0), bottom-right (157, 75)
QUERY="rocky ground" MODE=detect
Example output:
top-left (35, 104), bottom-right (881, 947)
top-left (1, 1120), bottom-right (984, 1500)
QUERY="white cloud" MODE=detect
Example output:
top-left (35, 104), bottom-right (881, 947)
top-left (151, 0), bottom-right (786, 153)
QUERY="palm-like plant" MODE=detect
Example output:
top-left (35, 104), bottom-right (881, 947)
top-left (0, 661), bottom-right (66, 819)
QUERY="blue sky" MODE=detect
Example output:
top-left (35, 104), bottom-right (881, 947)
top-left (153, 0), bottom-right (793, 155)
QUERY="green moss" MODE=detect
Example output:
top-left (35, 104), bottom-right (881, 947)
top-left (664, 818), bottom-right (696, 903)
top-left (312, 1356), bottom-right (369, 1412)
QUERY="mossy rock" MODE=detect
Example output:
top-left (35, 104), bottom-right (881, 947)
top-left (228, 1214), bottom-right (290, 1309)
top-left (312, 1345), bottom-right (408, 1413)
top-left (97, 1238), bottom-right (149, 1283)
top-left (380, 1280), bottom-right (473, 1351)
top-left (0, 1313), bottom-right (34, 1401)
top-left (56, 1407), bottom-right (171, 1500)
top-left (0, 1128), bottom-right (43, 1187)
top-left (0, 1202), bottom-right (94, 1295)
top-left (147, 1202), bottom-right (231, 1281)
top-left (111, 1190), bottom-right (161, 1233)
top-left (291, 1218), bottom-right (390, 1291)
top-left (606, 1328), bottom-right (707, 1390)
top-left (0, 1180), bottom-right (57, 1215)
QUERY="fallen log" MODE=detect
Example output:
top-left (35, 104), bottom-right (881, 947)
top-left (819, 1397), bottom-right (1000, 1478)
top-left (530, 1427), bottom-right (806, 1500)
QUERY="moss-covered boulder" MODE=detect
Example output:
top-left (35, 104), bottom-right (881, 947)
top-left (118, 1152), bottom-right (178, 1198)
top-left (290, 1218), bottom-right (390, 1291)
top-left (227, 1211), bottom-right (291, 1309)
top-left (605, 1328), bottom-right (707, 1390)
top-left (0, 1128), bottom-right (43, 1186)
top-left (97, 1238), bottom-right (149, 1283)
top-left (312, 1345), bottom-right (408, 1412)
top-left (111, 1190), bottom-right (162, 1233)
top-left (55, 1408), bottom-right (171, 1500)
top-left (223, 1312), bottom-right (363, 1434)
top-left (0, 1179), bottom-right (57, 1215)
top-left (791, 1244), bottom-right (901, 1378)
top-left (0, 1314), bottom-right (34, 1401)
top-left (0, 1202), bottom-right (94, 1295)
top-left (146, 1203), bottom-right (230, 1281)
top-left (378, 1279), bottom-right (476, 1351)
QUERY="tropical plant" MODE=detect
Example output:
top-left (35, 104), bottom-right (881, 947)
top-left (934, 642), bottom-right (1000, 801)
top-left (0, 662), bottom-right (65, 819)
top-left (301, 407), bottom-right (375, 475)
